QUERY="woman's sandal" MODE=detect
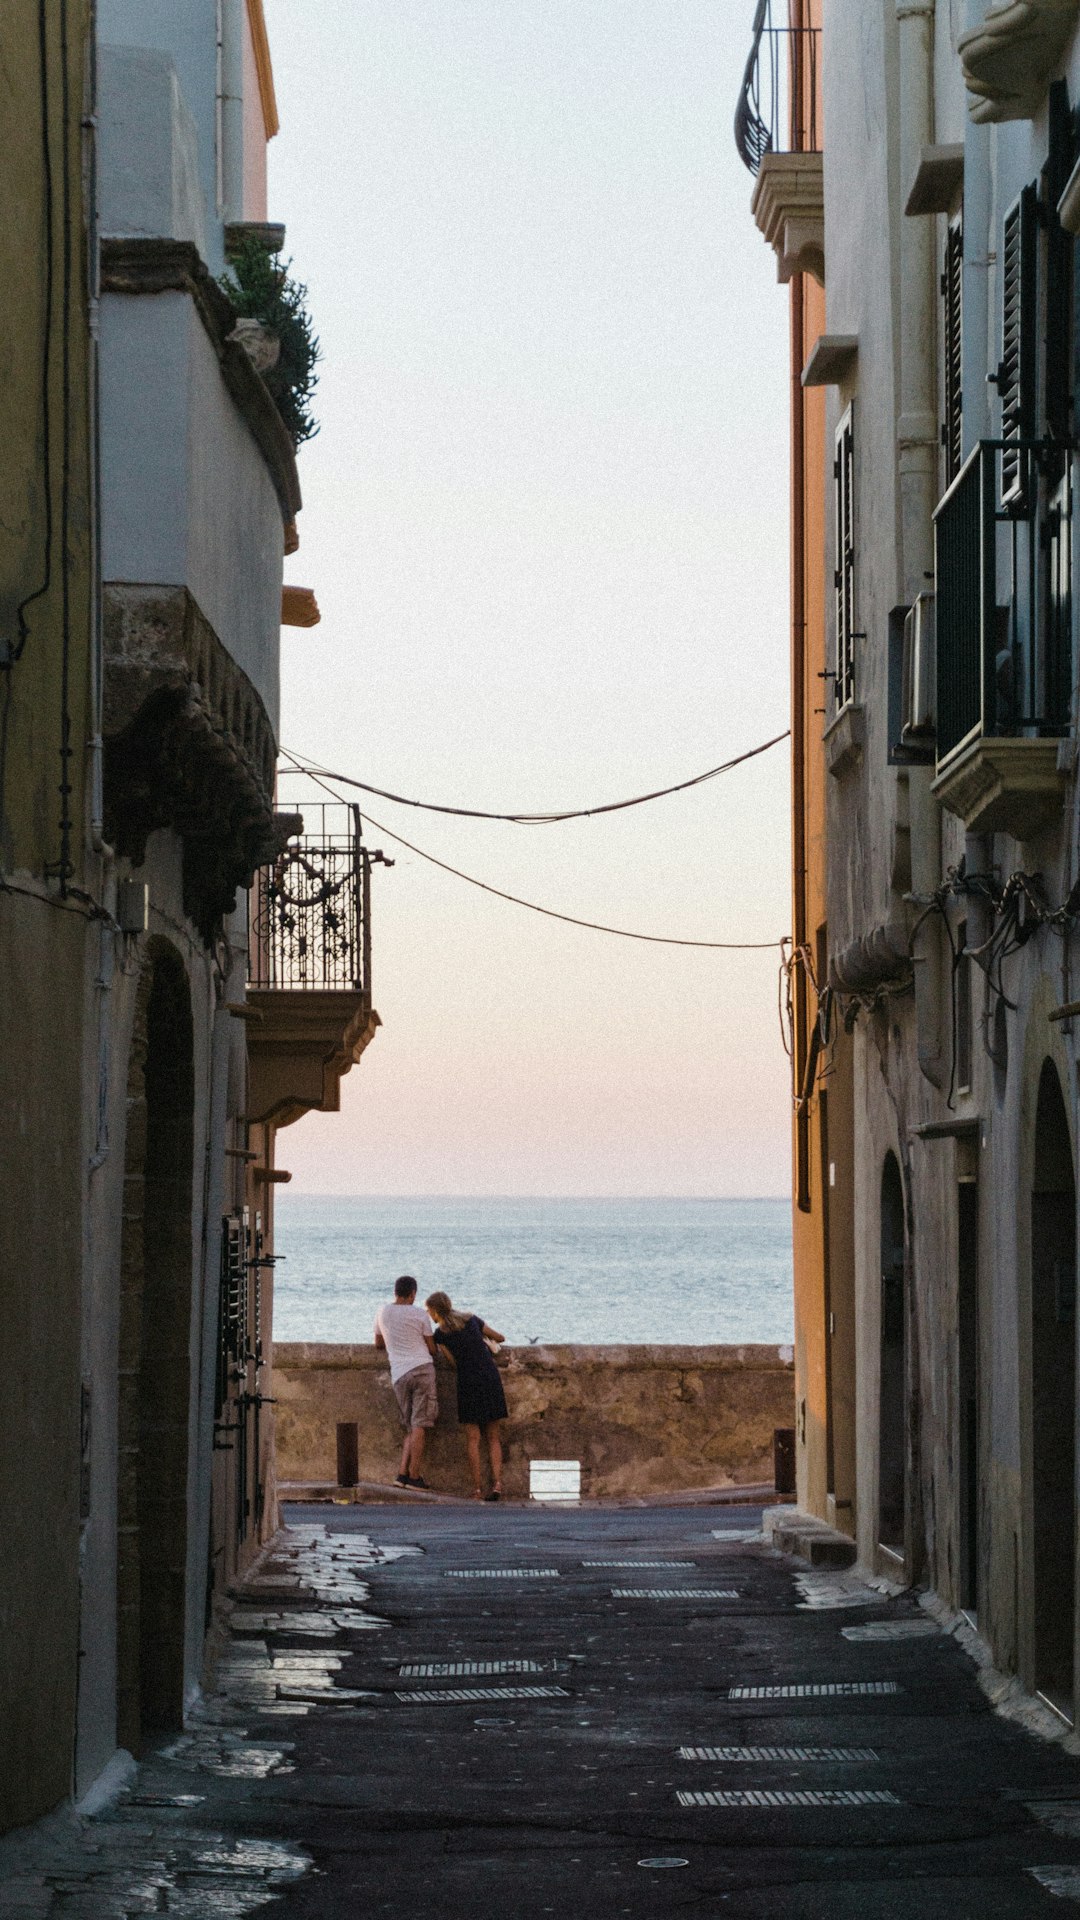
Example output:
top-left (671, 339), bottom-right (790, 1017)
top-left (472, 1487), bottom-right (484, 1501)
top-left (484, 1489), bottom-right (501, 1502)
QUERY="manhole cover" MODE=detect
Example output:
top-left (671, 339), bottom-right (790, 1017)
top-left (638, 1856), bottom-right (689, 1869)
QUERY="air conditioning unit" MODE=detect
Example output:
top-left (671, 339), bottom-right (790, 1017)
top-left (901, 592), bottom-right (935, 748)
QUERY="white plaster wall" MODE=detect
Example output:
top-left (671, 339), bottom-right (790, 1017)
top-left (98, 45), bottom-right (207, 257)
top-left (97, 0), bottom-right (225, 273)
top-left (99, 291), bottom-right (282, 728)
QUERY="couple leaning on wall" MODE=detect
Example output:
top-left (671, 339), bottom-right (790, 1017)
top-left (374, 1274), bottom-right (509, 1500)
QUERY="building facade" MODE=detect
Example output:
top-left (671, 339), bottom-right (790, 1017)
top-left (743, 0), bottom-right (1080, 1722)
top-left (1, 0), bottom-right (379, 1832)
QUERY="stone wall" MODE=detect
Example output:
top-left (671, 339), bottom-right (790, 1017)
top-left (273, 1343), bottom-right (795, 1500)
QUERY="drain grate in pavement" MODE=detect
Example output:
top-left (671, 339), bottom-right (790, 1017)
top-left (727, 1682), bottom-right (900, 1700)
top-left (678, 1746), bottom-right (879, 1763)
top-left (612, 1588), bottom-right (739, 1600)
top-left (677, 1788), bottom-right (901, 1809)
top-left (445, 1569), bottom-right (560, 1579)
top-left (394, 1684), bottom-right (570, 1703)
top-left (840, 1620), bottom-right (941, 1641)
top-left (399, 1660), bottom-right (546, 1677)
top-left (583, 1560), bottom-right (697, 1568)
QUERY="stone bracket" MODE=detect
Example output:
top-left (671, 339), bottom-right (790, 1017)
top-left (751, 151), bottom-right (825, 286)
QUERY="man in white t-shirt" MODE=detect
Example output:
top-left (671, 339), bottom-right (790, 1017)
top-left (374, 1275), bottom-right (438, 1488)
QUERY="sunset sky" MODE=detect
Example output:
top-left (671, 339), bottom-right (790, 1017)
top-left (262, 0), bottom-right (792, 1196)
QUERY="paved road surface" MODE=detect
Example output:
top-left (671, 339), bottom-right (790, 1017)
top-left (6, 1501), bottom-right (1080, 1917)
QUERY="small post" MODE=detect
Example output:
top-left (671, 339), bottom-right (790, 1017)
top-left (336, 1421), bottom-right (359, 1489)
top-left (773, 1426), bottom-right (796, 1498)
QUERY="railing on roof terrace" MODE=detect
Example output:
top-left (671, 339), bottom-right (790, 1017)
top-left (933, 439), bottom-right (1070, 764)
top-left (735, 0), bottom-right (821, 177)
top-left (249, 801), bottom-right (372, 997)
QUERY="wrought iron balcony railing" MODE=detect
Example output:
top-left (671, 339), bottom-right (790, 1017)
top-left (934, 439), bottom-right (1070, 765)
top-left (735, 0), bottom-right (821, 177)
top-left (249, 802), bottom-right (373, 999)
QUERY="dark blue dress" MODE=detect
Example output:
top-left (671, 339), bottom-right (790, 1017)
top-left (434, 1315), bottom-right (509, 1426)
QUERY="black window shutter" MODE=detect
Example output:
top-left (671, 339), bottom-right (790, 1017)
top-left (1045, 81), bottom-right (1076, 445)
top-left (999, 184), bottom-right (1037, 506)
top-left (942, 215), bottom-right (963, 486)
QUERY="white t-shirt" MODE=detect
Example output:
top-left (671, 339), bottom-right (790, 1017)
top-left (375, 1302), bottom-right (434, 1383)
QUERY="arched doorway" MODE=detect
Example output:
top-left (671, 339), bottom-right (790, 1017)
top-left (1030, 1058), bottom-right (1076, 1716)
top-left (116, 941), bottom-right (195, 1753)
top-left (879, 1152), bottom-right (906, 1551)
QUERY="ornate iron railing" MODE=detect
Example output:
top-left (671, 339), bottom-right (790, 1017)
top-left (934, 439), bottom-right (1070, 763)
top-left (735, 1), bottom-right (821, 177)
top-left (249, 802), bottom-right (372, 997)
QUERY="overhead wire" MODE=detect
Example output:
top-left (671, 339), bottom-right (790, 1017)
top-left (278, 728), bottom-right (790, 826)
top-left (286, 760), bottom-right (782, 951)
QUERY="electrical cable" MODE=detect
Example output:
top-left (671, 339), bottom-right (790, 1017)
top-left (278, 728), bottom-right (790, 826)
top-left (293, 763), bottom-right (781, 949)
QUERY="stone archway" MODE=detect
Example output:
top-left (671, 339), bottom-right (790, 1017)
top-left (1030, 1057), bottom-right (1076, 1717)
top-left (878, 1151), bottom-right (906, 1552)
top-left (116, 941), bottom-right (195, 1753)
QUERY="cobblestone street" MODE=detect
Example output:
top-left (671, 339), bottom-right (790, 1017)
top-left (8, 1504), bottom-right (1080, 1917)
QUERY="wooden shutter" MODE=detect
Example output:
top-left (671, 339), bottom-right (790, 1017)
top-left (999, 185), bottom-right (1037, 507)
top-left (942, 216), bottom-right (963, 486)
top-left (833, 408), bottom-right (855, 708)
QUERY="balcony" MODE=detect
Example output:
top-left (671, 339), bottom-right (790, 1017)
top-left (932, 441), bottom-right (1070, 839)
top-left (735, 1), bottom-right (823, 285)
top-left (245, 803), bottom-right (384, 1128)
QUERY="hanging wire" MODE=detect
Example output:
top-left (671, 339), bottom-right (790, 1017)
top-left (284, 761), bottom-right (783, 951)
top-left (278, 728), bottom-right (790, 826)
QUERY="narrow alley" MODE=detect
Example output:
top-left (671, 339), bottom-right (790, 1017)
top-left (7, 1504), bottom-right (1080, 1918)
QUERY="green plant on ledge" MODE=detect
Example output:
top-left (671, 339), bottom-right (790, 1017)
top-left (222, 237), bottom-right (321, 449)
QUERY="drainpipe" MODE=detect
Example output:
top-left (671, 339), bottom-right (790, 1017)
top-left (896, 0), bottom-right (947, 1090)
top-left (216, 0), bottom-right (245, 226)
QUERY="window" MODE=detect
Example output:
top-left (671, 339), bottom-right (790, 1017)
top-left (998, 185), bottom-right (1037, 507)
top-left (833, 406), bottom-right (856, 709)
top-left (942, 215), bottom-right (963, 486)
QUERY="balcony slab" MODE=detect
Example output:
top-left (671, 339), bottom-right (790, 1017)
top-left (751, 150), bottom-right (824, 285)
top-left (933, 736), bottom-right (1067, 839)
top-left (246, 990), bottom-right (380, 1128)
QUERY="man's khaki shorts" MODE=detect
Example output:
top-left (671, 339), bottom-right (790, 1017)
top-left (393, 1362), bottom-right (438, 1430)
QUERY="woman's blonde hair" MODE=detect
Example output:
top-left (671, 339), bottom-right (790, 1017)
top-left (425, 1290), bottom-right (472, 1333)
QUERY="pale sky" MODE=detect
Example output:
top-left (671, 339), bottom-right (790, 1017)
top-left (262, 0), bottom-right (792, 1197)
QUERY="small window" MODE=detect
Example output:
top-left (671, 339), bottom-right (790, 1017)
top-left (833, 405), bottom-right (856, 709)
top-left (529, 1460), bottom-right (581, 1503)
top-left (942, 215), bottom-right (963, 486)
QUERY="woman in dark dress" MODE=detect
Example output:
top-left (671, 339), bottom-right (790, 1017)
top-left (426, 1291), bottom-right (508, 1500)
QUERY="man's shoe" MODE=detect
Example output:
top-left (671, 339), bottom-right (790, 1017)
top-left (395, 1473), bottom-right (410, 1487)
top-left (408, 1476), bottom-right (429, 1489)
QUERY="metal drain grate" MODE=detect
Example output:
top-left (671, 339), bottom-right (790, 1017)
top-left (727, 1682), bottom-right (900, 1700)
top-left (840, 1620), bottom-right (941, 1641)
top-left (677, 1788), bottom-right (901, 1809)
top-left (445, 1569), bottom-right (559, 1579)
top-left (678, 1746), bottom-right (879, 1763)
top-left (394, 1685), bottom-right (569, 1703)
top-left (399, 1660), bottom-right (546, 1678)
top-left (583, 1561), bottom-right (697, 1569)
top-left (612, 1588), bottom-right (739, 1600)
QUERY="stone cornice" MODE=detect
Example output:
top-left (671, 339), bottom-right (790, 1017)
top-left (100, 235), bottom-right (301, 522)
top-left (751, 151), bottom-right (825, 286)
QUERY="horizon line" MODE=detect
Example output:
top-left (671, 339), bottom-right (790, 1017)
top-left (277, 1191), bottom-right (791, 1203)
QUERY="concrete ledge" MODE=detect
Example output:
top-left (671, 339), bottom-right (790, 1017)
top-left (274, 1343), bottom-right (796, 1501)
top-left (763, 1505), bottom-right (858, 1567)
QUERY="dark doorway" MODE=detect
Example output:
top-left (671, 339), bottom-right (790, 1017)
top-left (879, 1152), bottom-right (906, 1551)
top-left (1031, 1058), bottom-right (1076, 1717)
top-left (116, 942), bottom-right (195, 1753)
top-left (957, 1181), bottom-right (979, 1613)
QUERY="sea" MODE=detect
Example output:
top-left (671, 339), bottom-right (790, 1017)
top-left (271, 1195), bottom-right (794, 1349)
